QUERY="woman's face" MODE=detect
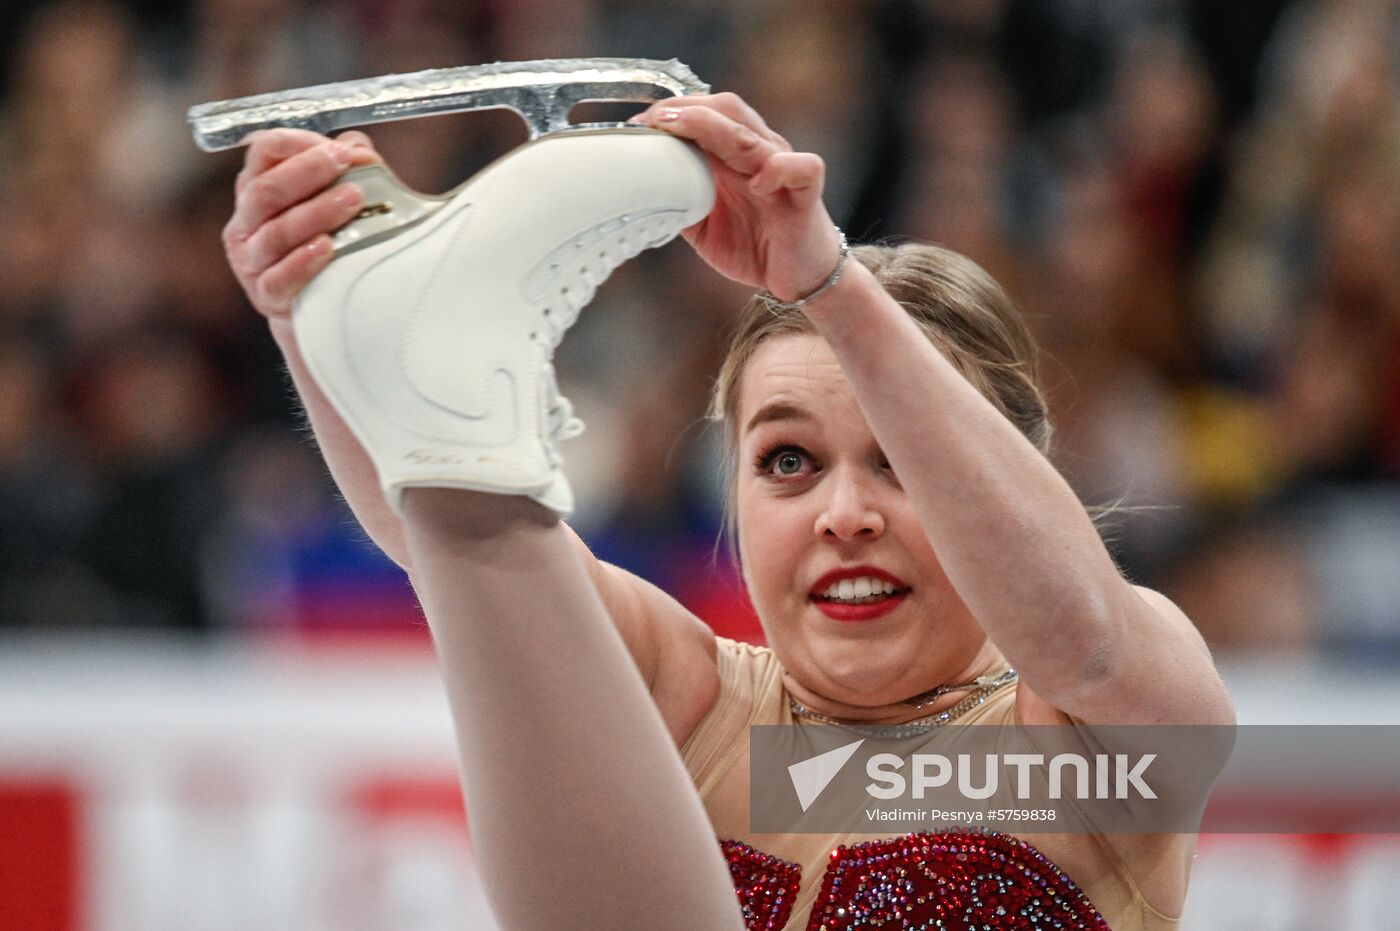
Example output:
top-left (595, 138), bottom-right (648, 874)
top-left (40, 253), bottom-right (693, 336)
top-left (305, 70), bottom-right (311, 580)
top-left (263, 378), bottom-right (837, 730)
top-left (734, 333), bottom-right (988, 707)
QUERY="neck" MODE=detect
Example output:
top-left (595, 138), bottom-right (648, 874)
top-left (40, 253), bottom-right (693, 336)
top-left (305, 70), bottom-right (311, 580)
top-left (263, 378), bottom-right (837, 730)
top-left (782, 643), bottom-right (1009, 725)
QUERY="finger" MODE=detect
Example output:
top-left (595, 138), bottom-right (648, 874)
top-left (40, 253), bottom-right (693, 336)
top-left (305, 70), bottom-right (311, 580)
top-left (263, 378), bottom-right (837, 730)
top-left (646, 105), bottom-right (779, 176)
top-left (226, 140), bottom-right (369, 243)
top-left (332, 129), bottom-right (378, 151)
top-left (241, 181), bottom-right (364, 276)
top-left (706, 92), bottom-right (783, 144)
top-left (236, 128), bottom-right (331, 194)
top-left (638, 93), bottom-right (789, 150)
top-left (749, 151), bottom-right (826, 205)
top-left (257, 235), bottom-right (335, 314)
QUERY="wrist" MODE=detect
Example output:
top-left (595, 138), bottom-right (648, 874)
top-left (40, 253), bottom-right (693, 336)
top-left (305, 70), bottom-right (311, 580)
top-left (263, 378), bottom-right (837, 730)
top-left (267, 314), bottom-right (295, 345)
top-left (267, 316), bottom-right (308, 371)
top-left (795, 256), bottom-right (875, 327)
top-left (762, 227), bottom-right (849, 309)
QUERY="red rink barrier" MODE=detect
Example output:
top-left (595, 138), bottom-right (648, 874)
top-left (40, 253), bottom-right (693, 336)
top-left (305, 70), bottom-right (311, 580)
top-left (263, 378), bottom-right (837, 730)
top-left (0, 780), bottom-right (81, 931)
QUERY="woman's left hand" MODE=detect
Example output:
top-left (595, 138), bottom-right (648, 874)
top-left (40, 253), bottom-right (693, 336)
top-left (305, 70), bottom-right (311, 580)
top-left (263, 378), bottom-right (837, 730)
top-left (633, 93), bottom-right (842, 303)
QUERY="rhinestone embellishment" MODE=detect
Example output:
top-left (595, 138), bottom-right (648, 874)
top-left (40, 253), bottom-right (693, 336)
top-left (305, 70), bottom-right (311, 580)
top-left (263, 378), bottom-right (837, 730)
top-left (720, 829), bottom-right (1110, 931)
top-left (722, 839), bottom-right (802, 930)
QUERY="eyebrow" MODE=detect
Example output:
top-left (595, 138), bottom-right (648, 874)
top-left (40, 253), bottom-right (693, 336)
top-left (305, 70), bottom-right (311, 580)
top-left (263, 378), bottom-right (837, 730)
top-left (744, 401), bottom-right (815, 435)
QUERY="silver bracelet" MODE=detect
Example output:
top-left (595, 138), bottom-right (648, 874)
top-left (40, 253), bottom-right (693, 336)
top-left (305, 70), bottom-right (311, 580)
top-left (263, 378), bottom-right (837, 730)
top-left (759, 227), bottom-right (849, 311)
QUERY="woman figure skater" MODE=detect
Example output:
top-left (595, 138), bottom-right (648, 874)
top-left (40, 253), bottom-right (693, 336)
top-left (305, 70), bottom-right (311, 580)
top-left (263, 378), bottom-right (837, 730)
top-left (221, 91), bottom-right (1233, 930)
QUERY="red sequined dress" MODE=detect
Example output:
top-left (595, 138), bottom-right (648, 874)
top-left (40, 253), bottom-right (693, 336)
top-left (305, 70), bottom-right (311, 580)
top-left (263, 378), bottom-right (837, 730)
top-left (681, 638), bottom-right (1185, 931)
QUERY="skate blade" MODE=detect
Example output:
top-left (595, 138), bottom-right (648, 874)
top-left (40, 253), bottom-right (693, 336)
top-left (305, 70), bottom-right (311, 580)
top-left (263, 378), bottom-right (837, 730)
top-left (187, 57), bottom-right (707, 152)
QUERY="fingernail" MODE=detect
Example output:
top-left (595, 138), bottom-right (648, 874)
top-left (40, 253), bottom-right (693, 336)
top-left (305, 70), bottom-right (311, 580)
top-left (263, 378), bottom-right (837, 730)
top-left (331, 141), bottom-right (355, 167)
top-left (658, 108), bottom-right (681, 122)
top-left (306, 237), bottom-right (328, 255)
top-left (334, 183), bottom-right (362, 207)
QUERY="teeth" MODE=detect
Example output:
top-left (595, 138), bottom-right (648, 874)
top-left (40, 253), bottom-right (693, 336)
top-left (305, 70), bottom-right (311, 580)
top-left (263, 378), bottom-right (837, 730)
top-left (819, 576), bottom-right (901, 603)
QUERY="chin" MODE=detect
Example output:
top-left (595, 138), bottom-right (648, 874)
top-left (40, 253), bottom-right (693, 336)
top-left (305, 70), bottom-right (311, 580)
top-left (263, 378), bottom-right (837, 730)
top-left (816, 671), bottom-right (910, 708)
top-left (802, 637), bottom-right (919, 704)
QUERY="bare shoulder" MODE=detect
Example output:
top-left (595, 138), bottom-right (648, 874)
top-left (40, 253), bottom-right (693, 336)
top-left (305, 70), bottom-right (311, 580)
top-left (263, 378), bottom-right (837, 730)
top-left (1128, 584), bottom-right (1235, 716)
top-left (1017, 582), bottom-right (1234, 727)
top-left (1130, 584), bottom-right (1208, 649)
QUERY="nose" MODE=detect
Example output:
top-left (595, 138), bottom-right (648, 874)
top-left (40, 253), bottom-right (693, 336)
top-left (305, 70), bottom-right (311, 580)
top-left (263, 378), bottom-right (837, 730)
top-left (814, 466), bottom-right (885, 542)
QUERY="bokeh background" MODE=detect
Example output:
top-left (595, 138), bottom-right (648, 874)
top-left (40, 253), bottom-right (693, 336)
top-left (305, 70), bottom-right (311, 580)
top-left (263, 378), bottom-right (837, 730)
top-left (0, 0), bottom-right (1397, 928)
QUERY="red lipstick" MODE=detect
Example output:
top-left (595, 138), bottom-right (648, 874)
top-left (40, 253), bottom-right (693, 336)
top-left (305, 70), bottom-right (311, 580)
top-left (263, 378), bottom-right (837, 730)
top-left (808, 566), bottom-right (910, 623)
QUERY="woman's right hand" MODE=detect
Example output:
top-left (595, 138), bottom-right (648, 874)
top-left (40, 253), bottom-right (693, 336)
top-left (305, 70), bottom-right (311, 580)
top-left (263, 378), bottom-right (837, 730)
top-left (222, 128), bottom-right (381, 318)
top-left (221, 129), bottom-right (417, 568)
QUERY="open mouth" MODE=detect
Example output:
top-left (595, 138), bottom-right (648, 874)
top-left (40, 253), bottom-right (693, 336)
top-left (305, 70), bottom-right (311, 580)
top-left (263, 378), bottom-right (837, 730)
top-left (808, 569), bottom-right (911, 621)
top-left (814, 576), bottom-right (908, 605)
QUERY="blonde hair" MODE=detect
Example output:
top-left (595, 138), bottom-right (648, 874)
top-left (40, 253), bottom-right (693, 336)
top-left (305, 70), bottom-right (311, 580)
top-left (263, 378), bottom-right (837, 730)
top-left (708, 242), bottom-right (1054, 548)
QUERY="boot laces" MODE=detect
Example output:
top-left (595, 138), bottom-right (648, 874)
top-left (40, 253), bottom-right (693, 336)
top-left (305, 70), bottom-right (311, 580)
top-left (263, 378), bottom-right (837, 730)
top-left (531, 262), bottom-right (605, 463)
top-left (539, 362), bottom-right (584, 465)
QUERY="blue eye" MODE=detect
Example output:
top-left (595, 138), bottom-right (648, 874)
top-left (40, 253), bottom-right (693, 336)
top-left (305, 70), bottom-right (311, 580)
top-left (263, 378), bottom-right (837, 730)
top-left (757, 445), bottom-right (812, 478)
top-left (775, 452), bottom-right (804, 475)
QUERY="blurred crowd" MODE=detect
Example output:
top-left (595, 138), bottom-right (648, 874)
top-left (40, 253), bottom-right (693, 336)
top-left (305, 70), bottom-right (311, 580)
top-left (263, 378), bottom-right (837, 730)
top-left (0, 0), bottom-right (1397, 659)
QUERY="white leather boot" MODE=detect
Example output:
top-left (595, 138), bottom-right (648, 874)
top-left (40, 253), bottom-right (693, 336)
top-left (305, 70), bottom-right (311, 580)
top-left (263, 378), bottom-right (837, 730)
top-left (292, 127), bottom-right (714, 516)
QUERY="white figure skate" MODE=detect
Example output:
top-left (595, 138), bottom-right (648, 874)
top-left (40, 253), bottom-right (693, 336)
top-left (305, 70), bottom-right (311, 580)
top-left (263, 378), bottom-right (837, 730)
top-left (190, 60), bottom-right (715, 516)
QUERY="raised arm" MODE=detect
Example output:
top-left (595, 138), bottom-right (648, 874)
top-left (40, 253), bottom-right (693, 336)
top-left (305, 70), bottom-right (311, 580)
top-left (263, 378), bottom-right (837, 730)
top-left (796, 262), bottom-right (1231, 727)
top-left (635, 94), bottom-right (1232, 728)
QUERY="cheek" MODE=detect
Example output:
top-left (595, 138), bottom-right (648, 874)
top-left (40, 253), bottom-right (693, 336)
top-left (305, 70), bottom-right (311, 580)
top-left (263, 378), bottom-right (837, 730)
top-left (736, 489), bottom-right (807, 601)
top-left (734, 494), bottom-right (767, 591)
